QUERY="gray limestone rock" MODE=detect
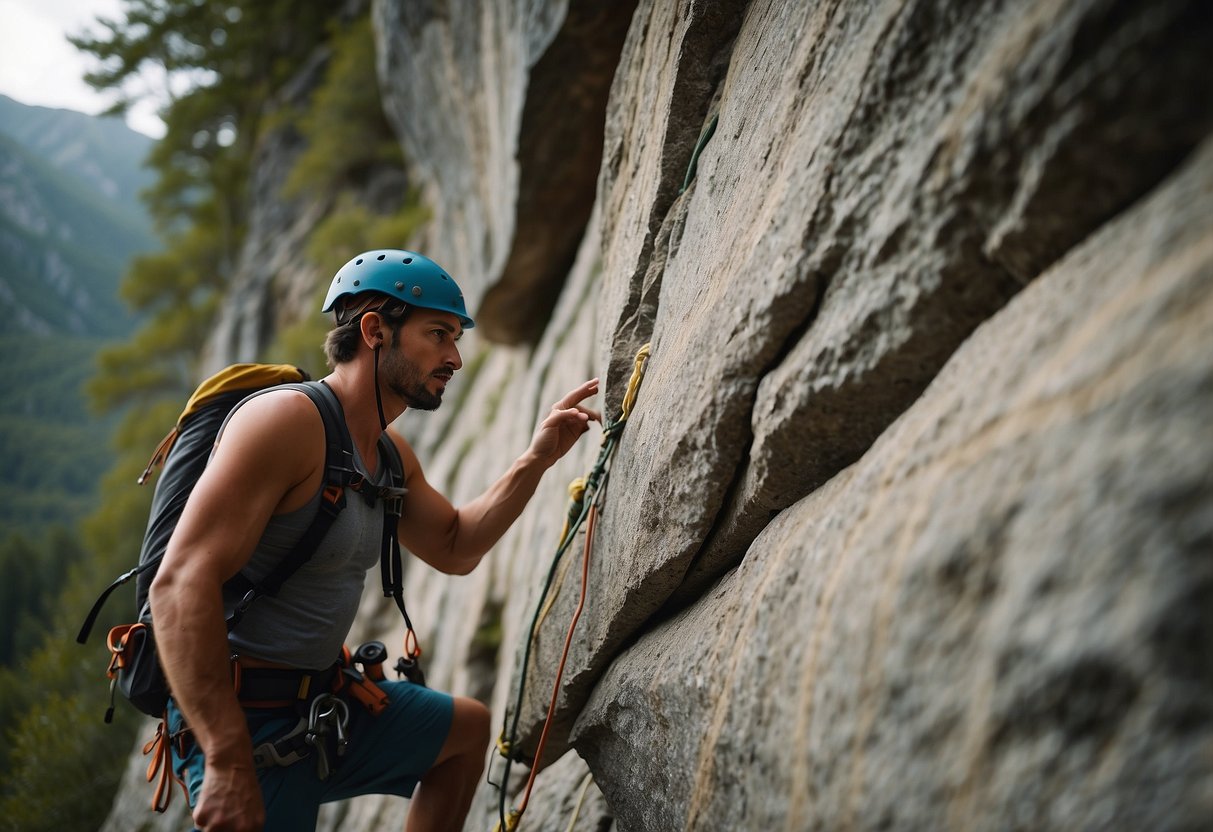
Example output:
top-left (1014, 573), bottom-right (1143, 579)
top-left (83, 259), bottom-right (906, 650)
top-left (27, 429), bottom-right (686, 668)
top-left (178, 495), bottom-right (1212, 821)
top-left (373, 0), bottom-right (635, 343)
top-left (512, 0), bottom-right (1213, 768)
top-left (573, 136), bottom-right (1213, 832)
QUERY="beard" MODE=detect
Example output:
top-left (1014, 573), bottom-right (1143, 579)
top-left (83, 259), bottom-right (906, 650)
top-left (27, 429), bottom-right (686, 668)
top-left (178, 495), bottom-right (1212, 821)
top-left (380, 346), bottom-right (446, 411)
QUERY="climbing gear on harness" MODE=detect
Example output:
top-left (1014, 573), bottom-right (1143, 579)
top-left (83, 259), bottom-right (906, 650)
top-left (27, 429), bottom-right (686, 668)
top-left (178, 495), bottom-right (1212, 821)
top-left (78, 367), bottom-right (425, 721)
top-left (104, 621), bottom-right (164, 722)
top-left (491, 344), bottom-right (652, 832)
top-left (244, 641), bottom-right (389, 776)
top-left (143, 718), bottom-right (187, 813)
top-left (305, 694), bottom-right (351, 781)
top-left (232, 661), bottom-right (341, 710)
top-left (321, 249), bottom-right (475, 329)
top-left (78, 364), bottom-right (427, 815)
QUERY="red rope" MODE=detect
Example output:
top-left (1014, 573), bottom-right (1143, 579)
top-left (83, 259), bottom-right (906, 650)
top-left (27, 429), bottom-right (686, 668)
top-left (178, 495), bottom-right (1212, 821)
top-left (515, 503), bottom-right (599, 819)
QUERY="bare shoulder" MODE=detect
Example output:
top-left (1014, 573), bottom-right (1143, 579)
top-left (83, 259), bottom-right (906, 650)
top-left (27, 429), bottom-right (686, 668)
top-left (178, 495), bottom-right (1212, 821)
top-left (211, 388), bottom-right (327, 494)
top-left (386, 428), bottom-right (426, 484)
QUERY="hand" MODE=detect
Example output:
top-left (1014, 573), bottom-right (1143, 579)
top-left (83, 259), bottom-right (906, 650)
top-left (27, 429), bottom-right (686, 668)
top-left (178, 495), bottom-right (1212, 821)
top-left (193, 761), bottom-right (265, 832)
top-left (527, 379), bottom-right (601, 468)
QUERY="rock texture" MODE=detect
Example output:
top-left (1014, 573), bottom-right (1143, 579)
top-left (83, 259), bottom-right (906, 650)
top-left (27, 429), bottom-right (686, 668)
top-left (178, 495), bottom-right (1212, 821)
top-left (104, 0), bottom-right (1213, 830)
top-left (574, 134), bottom-right (1213, 832)
top-left (373, 0), bottom-right (637, 342)
top-left (513, 0), bottom-right (1213, 771)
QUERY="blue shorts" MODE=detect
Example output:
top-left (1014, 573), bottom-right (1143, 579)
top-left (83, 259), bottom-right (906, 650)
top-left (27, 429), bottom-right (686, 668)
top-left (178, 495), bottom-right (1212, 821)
top-left (168, 679), bottom-right (454, 831)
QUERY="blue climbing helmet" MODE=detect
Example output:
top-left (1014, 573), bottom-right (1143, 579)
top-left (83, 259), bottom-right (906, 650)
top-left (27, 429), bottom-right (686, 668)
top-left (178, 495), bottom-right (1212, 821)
top-left (321, 249), bottom-right (475, 329)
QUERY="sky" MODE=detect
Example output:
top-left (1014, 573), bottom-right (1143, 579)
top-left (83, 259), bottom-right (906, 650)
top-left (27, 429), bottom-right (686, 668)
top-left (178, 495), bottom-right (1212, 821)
top-left (0, 0), bottom-right (166, 137)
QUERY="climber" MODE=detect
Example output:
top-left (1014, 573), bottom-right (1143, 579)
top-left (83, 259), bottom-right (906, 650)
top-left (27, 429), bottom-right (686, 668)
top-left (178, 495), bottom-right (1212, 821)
top-left (149, 249), bottom-right (601, 832)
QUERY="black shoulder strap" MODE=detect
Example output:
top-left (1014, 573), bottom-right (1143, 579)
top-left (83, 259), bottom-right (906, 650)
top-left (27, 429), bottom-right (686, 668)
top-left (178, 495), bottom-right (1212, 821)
top-left (225, 381), bottom-right (352, 630)
top-left (376, 435), bottom-right (416, 632)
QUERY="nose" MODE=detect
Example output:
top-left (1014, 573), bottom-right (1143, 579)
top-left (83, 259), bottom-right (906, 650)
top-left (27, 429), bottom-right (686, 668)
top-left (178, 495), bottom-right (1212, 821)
top-left (446, 341), bottom-right (462, 371)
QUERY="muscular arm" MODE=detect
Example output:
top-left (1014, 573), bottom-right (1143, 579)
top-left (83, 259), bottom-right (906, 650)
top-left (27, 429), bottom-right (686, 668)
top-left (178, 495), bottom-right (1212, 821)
top-left (397, 378), bottom-right (600, 575)
top-left (149, 391), bottom-right (323, 829)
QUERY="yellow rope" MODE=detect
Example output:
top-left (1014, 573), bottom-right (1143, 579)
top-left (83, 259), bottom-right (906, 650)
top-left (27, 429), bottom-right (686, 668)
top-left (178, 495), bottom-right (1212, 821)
top-left (564, 771), bottom-right (595, 832)
top-left (534, 477), bottom-right (590, 635)
top-left (619, 343), bottom-right (651, 421)
top-left (493, 809), bottom-right (521, 832)
top-left (494, 343), bottom-right (653, 832)
top-left (531, 343), bottom-right (650, 637)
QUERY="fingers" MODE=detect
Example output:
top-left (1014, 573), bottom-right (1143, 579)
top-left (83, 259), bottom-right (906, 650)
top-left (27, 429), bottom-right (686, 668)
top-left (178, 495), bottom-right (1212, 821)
top-left (553, 378), bottom-right (600, 411)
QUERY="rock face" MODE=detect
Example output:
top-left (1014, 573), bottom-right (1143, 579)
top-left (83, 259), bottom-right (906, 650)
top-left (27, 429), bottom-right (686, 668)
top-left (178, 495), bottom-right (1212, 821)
top-left (574, 136), bottom-right (1213, 832)
top-left (104, 0), bottom-right (1213, 829)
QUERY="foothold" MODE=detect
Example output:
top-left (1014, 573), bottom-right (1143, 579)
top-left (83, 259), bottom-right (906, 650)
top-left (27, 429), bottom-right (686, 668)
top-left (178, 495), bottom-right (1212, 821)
top-left (411, 286), bottom-right (422, 297)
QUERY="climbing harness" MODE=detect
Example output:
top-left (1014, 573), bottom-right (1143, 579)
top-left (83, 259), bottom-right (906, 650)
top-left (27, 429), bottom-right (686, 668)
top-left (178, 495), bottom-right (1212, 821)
top-left (491, 344), bottom-right (652, 832)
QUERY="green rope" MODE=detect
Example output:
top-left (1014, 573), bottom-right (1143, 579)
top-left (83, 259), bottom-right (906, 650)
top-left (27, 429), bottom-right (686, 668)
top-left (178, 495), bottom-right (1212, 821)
top-left (680, 113), bottom-right (719, 194)
top-left (494, 428), bottom-right (621, 831)
top-left (492, 344), bottom-right (651, 832)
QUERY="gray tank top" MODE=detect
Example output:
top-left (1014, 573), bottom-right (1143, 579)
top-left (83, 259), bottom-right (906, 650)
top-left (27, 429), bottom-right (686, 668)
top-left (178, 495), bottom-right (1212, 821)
top-left (219, 399), bottom-right (393, 670)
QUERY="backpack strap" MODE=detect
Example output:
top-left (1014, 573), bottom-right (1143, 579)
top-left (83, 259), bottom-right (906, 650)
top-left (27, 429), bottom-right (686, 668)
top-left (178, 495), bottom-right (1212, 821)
top-left (225, 381), bottom-right (353, 630)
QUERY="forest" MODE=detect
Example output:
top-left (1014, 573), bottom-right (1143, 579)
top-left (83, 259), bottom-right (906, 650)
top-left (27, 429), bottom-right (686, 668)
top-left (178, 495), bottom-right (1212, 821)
top-left (0, 2), bottom-right (419, 828)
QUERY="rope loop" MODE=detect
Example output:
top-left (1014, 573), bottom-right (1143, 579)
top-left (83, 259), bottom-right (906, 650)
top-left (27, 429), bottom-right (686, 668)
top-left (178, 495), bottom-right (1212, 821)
top-left (619, 343), bottom-right (651, 421)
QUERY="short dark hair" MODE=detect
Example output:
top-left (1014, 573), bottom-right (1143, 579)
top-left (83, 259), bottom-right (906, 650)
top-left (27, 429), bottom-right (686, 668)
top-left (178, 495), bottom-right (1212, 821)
top-left (323, 295), bottom-right (409, 366)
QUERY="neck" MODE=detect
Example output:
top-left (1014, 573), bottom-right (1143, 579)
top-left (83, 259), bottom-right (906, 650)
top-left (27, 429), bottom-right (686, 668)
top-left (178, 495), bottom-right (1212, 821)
top-left (324, 355), bottom-right (407, 451)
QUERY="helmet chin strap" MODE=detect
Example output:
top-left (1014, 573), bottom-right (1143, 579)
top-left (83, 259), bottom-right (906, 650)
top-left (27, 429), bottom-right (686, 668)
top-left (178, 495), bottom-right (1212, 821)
top-left (373, 343), bottom-right (388, 433)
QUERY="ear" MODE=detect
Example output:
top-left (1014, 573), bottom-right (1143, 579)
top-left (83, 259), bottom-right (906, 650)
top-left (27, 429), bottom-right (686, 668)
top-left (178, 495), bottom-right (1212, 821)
top-left (360, 311), bottom-right (386, 349)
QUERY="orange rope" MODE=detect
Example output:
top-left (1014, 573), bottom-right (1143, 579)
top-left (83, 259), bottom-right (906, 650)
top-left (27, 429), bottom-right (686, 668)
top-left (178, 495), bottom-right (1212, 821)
top-left (514, 503), bottom-right (599, 820)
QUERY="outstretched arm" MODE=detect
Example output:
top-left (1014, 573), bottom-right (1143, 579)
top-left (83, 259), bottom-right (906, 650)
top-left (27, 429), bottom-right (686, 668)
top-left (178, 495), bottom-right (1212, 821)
top-left (396, 378), bottom-right (600, 574)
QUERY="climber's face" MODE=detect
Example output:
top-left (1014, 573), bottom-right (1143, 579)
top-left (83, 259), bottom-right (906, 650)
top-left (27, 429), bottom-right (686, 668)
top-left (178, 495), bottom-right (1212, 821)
top-left (381, 311), bottom-right (463, 411)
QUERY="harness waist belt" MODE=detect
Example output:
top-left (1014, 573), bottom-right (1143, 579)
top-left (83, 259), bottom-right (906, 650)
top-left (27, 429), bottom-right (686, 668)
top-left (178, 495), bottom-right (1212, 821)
top-left (235, 665), bottom-right (339, 708)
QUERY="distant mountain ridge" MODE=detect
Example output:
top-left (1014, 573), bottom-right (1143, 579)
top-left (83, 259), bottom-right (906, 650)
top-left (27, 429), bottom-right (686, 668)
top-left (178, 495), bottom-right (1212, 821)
top-left (0, 94), bottom-right (155, 338)
top-left (0, 96), bottom-right (158, 537)
top-left (0, 94), bottom-right (154, 205)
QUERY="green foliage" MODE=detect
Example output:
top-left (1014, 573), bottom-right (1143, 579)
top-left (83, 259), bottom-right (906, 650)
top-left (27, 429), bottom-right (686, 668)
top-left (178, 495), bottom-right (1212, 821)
top-left (72, 0), bottom-right (331, 233)
top-left (306, 192), bottom-right (431, 276)
top-left (0, 531), bottom-right (80, 666)
top-left (284, 16), bottom-right (403, 199)
top-left (0, 690), bottom-right (141, 832)
top-left (0, 335), bottom-right (117, 537)
top-left (0, 3), bottom-right (434, 827)
top-left (264, 298), bottom-right (331, 373)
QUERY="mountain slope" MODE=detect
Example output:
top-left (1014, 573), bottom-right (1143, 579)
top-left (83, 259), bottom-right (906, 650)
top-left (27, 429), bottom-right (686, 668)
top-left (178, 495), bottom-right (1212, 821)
top-left (0, 97), bottom-right (157, 535)
top-left (0, 94), bottom-right (153, 205)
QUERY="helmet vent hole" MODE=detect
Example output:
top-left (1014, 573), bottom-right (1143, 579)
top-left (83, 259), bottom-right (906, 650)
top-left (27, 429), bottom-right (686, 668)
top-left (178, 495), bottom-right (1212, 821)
top-left (353, 280), bottom-right (361, 287)
top-left (355, 258), bottom-right (363, 265)
top-left (403, 257), bottom-right (413, 264)
top-left (441, 274), bottom-right (449, 280)
top-left (377, 254), bottom-right (386, 260)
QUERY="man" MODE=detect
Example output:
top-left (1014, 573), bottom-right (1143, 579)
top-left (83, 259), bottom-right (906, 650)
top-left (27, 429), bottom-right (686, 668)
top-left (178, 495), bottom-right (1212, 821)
top-left (151, 249), bottom-right (600, 831)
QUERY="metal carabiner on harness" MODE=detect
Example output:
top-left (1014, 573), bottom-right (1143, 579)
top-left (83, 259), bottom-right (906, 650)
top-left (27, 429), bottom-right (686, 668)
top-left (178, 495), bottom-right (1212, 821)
top-left (304, 693), bottom-right (350, 781)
